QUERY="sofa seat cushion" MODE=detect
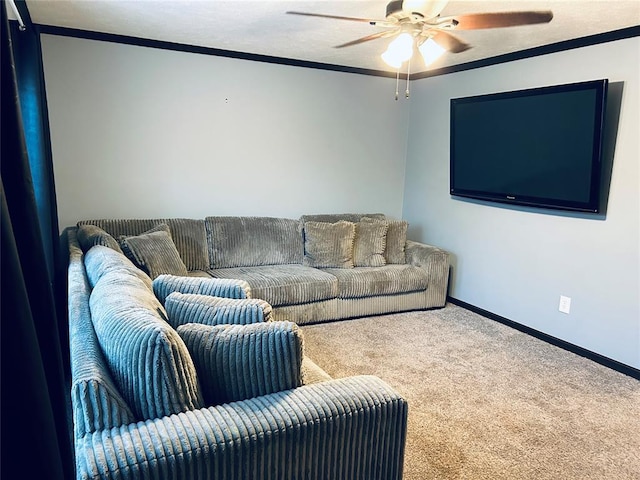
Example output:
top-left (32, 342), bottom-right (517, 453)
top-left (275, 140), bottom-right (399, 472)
top-left (208, 264), bottom-right (338, 307)
top-left (322, 265), bottom-right (429, 299)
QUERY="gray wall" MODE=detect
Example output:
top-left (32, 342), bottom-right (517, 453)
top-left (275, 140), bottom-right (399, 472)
top-left (41, 35), bottom-right (410, 230)
top-left (42, 33), bottom-right (639, 369)
top-left (403, 37), bottom-right (639, 369)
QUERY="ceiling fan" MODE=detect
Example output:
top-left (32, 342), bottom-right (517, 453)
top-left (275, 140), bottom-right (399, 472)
top-left (287, 0), bottom-right (553, 95)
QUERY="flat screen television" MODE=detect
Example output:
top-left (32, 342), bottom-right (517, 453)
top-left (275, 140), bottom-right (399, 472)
top-left (450, 79), bottom-right (608, 213)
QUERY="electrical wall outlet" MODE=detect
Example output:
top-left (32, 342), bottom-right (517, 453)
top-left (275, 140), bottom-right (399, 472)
top-left (559, 295), bottom-right (571, 314)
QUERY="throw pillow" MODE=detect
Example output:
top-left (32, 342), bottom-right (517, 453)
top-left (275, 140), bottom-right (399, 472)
top-left (385, 219), bottom-right (409, 264)
top-left (164, 292), bottom-right (273, 328)
top-left (119, 224), bottom-right (188, 279)
top-left (177, 321), bottom-right (304, 406)
top-left (353, 217), bottom-right (388, 267)
top-left (303, 220), bottom-right (356, 268)
top-left (152, 274), bottom-right (250, 304)
top-left (77, 224), bottom-right (123, 254)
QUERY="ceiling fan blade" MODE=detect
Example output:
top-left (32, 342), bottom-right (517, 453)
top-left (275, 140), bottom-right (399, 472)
top-left (451, 11), bottom-right (553, 30)
top-left (286, 11), bottom-right (375, 23)
top-left (431, 31), bottom-right (471, 53)
top-left (335, 30), bottom-right (399, 48)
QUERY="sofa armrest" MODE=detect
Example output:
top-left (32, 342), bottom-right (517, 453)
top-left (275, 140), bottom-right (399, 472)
top-left (74, 375), bottom-right (408, 480)
top-left (68, 229), bottom-right (136, 437)
top-left (177, 321), bottom-right (304, 405)
top-left (165, 292), bottom-right (273, 328)
top-left (405, 240), bottom-right (450, 307)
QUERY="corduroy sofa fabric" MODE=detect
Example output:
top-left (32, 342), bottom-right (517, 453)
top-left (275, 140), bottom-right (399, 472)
top-left (88, 256), bottom-right (203, 420)
top-left (153, 273), bottom-right (250, 304)
top-left (353, 216), bottom-right (388, 267)
top-left (76, 224), bottom-right (123, 254)
top-left (405, 240), bottom-right (451, 306)
top-left (78, 218), bottom-right (210, 271)
top-left (177, 321), bottom-right (304, 405)
top-left (205, 216), bottom-right (303, 268)
top-left (119, 224), bottom-right (189, 279)
top-left (272, 299), bottom-right (339, 325)
top-left (68, 232), bottom-right (135, 438)
top-left (209, 264), bottom-right (339, 307)
top-left (300, 213), bottom-right (386, 224)
top-left (384, 219), bottom-right (409, 264)
top-left (165, 292), bottom-right (273, 328)
top-left (303, 220), bottom-right (357, 268)
top-left (67, 221), bottom-right (413, 480)
top-left (322, 264), bottom-right (429, 298)
top-left (76, 214), bottom-right (450, 327)
top-left (336, 290), bottom-right (432, 319)
top-left (74, 376), bottom-right (408, 480)
top-left (84, 245), bottom-right (152, 290)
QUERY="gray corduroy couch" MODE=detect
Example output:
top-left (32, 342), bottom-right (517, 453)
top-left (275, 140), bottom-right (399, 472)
top-left (66, 213), bottom-right (449, 479)
top-left (75, 213), bottom-right (450, 325)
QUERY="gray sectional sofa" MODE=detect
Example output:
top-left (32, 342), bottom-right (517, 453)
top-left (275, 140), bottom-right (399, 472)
top-left (67, 213), bottom-right (450, 479)
top-left (76, 213), bottom-right (450, 324)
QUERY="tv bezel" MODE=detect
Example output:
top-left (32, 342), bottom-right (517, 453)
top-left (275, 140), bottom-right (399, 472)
top-left (449, 79), bottom-right (609, 213)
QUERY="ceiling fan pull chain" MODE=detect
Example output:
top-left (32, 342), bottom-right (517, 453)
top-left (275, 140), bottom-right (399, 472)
top-left (406, 58), bottom-right (411, 99)
top-left (395, 68), bottom-right (400, 101)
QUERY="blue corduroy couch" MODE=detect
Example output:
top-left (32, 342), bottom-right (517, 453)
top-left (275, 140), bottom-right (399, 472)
top-left (66, 213), bottom-right (438, 479)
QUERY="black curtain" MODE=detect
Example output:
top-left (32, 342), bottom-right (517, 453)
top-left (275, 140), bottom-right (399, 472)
top-left (1, 4), bottom-right (73, 479)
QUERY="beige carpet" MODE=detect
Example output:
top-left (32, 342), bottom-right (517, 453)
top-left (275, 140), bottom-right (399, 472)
top-left (300, 304), bottom-right (640, 480)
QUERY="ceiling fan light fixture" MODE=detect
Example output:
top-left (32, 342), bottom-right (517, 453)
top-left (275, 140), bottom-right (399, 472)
top-left (418, 37), bottom-right (446, 65)
top-left (381, 32), bottom-right (414, 68)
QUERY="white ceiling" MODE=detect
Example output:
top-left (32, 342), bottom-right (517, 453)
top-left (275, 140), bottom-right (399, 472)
top-left (21, 0), bottom-right (640, 75)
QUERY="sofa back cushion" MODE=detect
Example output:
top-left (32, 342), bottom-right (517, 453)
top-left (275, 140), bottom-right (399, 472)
top-left (205, 216), bottom-right (303, 268)
top-left (89, 264), bottom-right (204, 421)
top-left (300, 213), bottom-right (386, 224)
top-left (78, 218), bottom-right (209, 271)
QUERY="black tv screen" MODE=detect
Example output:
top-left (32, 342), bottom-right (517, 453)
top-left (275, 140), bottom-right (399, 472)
top-left (450, 79), bottom-right (608, 213)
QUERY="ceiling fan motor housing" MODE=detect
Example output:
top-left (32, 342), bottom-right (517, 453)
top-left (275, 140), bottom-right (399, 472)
top-left (387, 0), bottom-right (412, 18)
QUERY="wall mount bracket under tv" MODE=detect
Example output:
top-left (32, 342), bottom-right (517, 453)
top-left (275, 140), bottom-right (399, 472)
top-left (450, 79), bottom-right (609, 213)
